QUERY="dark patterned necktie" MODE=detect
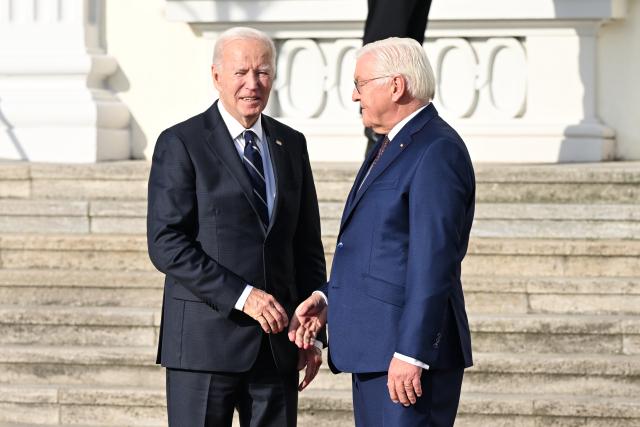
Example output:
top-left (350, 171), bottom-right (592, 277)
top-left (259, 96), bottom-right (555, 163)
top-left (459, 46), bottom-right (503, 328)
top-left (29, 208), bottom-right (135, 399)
top-left (356, 135), bottom-right (390, 193)
top-left (370, 135), bottom-right (390, 169)
top-left (243, 130), bottom-right (269, 227)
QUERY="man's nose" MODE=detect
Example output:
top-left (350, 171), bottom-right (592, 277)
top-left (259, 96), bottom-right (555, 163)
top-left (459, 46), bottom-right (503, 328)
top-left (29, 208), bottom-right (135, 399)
top-left (352, 87), bottom-right (360, 102)
top-left (245, 72), bottom-right (259, 88)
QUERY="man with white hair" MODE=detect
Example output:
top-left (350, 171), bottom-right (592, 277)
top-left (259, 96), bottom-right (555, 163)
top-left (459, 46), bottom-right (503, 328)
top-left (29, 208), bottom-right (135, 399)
top-left (289, 37), bottom-right (475, 426)
top-left (148, 27), bottom-right (325, 426)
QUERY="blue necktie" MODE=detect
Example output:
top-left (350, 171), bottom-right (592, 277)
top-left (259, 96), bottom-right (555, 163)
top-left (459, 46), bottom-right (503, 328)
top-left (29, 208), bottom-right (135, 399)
top-left (243, 130), bottom-right (269, 227)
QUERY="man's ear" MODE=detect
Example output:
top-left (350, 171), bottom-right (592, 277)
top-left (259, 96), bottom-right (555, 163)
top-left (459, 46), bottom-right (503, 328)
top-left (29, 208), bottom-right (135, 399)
top-left (390, 75), bottom-right (406, 102)
top-left (211, 65), bottom-right (220, 89)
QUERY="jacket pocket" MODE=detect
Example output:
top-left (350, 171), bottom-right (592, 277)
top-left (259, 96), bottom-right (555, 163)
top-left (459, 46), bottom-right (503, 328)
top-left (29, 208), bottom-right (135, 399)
top-left (364, 274), bottom-right (404, 307)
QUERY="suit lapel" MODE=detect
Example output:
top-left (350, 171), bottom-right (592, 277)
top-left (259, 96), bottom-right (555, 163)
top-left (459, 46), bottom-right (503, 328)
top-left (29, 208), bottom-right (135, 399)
top-left (203, 102), bottom-right (267, 236)
top-left (339, 139), bottom-right (381, 230)
top-left (262, 116), bottom-right (284, 236)
top-left (339, 104), bottom-right (439, 235)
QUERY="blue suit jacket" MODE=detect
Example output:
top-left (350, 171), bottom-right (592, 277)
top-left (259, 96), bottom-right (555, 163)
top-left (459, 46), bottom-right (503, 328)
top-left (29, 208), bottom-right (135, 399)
top-left (323, 104), bottom-right (474, 373)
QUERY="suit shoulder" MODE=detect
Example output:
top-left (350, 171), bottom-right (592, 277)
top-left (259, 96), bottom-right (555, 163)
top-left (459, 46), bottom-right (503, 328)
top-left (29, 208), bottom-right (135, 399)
top-left (263, 115), bottom-right (305, 140)
top-left (157, 110), bottom-right (207, 146)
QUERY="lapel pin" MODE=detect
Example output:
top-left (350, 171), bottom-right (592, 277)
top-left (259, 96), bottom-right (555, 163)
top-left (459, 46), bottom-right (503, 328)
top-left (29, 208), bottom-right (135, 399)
top-left (400, 143), bottom-right (405, 148)
top-left (276, 139), bottom-right (283, 146)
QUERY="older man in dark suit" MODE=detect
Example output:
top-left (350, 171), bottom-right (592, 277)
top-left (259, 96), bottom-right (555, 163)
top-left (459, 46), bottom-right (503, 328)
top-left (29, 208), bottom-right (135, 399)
top-left (147, 26), bottom-right (326, 427)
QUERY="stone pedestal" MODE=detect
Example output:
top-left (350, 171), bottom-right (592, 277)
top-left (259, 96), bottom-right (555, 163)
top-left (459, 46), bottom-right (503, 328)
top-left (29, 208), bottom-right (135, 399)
top-left (0, 0), bottom-right (130, 163)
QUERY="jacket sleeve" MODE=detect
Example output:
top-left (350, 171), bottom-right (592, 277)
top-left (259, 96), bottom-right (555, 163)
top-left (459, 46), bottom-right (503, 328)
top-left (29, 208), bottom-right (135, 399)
top-left (147, 130), bottom-right (247, 317)
top-left (394, 138), bottom-right (474, 365)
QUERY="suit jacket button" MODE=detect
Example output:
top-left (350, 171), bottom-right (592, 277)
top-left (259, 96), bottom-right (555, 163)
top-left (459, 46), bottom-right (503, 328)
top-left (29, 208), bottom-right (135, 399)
top-left (337, 242), bottom-right (344, 249)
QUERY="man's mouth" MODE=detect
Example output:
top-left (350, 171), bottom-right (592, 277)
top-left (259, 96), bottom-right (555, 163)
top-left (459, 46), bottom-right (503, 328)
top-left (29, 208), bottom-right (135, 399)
top-left (241, 97), bottom-right (260, 102)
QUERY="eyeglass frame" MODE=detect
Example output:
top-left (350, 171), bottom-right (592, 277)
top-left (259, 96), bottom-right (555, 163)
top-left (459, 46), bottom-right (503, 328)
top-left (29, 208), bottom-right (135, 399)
top-left (353, 75), bottom-right (393, 94)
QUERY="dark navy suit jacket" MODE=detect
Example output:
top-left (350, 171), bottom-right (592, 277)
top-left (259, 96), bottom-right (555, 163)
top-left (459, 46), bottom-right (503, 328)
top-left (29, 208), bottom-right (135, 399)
top-left (323, 104), bottom-right (474, 373)
top-left (147, 102), bottom-right (326, 375)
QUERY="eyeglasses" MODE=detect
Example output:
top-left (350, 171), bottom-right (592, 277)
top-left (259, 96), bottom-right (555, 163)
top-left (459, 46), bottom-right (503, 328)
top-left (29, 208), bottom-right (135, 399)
top-left (353, 75), bottom-right (391, 94)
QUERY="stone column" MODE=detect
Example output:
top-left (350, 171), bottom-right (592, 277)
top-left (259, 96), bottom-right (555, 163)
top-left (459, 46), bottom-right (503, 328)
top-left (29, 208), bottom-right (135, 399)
top-left (0, 0), bottom-right (130, 163)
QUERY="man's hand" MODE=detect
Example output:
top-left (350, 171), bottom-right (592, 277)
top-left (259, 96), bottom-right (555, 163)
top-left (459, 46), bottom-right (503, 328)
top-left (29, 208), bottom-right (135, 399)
top-left (387, 357), bottom-right (423, 406)
top-left (297, 346), bottom-right (322, 391)
top-left (242, 288), bottom-right (289, 333)
top-left (288, 293), bottom-right (327, 349)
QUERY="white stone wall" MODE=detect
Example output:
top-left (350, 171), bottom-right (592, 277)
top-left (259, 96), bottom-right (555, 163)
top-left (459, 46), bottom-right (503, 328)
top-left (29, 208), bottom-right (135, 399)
top-left (0, 0), bottom-right (130, 162)
top-left (2, 0), bottom-right (637, 163)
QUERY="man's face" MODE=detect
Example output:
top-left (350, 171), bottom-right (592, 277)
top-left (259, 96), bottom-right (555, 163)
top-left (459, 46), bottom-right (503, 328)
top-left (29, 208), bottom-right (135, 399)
top-left (212, 38), bottom-right (274, 128)
top-left (352, 53), bottom-right (393, 134)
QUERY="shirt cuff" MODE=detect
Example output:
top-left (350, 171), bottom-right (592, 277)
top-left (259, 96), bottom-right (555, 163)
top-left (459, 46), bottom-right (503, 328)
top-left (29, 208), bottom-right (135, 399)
top-left (234, 285), bottom-right (254, 311)
top-left (393, 352), bottom-right (430, 370)
top-left (313, 339), bottom-right (323, 350)
top-left (312, 290), bottom-right (328, 305)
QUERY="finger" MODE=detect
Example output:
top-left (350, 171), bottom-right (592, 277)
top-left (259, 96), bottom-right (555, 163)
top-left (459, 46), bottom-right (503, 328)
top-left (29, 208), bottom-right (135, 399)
top-left (288, 316), bottom-right (301, 342)
top-left (256, 315), bottom-right (271, 333)
top-left (404, 382), bottom-right (417, 405)
top-left (413, 375), bottom-right (422, 398)
top-left (295, 322), bottom-right (307, 348)
top-left (264, 306), bottom-right (285, 333)
top-left (299, 361), bottom-right (317, 391)
top-left (395, 381), bottom-right (410, 406)
top-left (261, 310), bottom-right (280, 333)
top-left (272, 300), bottom-right (289, 326)
top-left (387, 379), bottom-right (399, 403)
top-left (302, 325), bottom-right (316, 350)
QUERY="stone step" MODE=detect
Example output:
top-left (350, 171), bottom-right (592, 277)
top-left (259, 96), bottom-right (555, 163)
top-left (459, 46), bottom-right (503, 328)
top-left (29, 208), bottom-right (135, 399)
top-left (2, 384), bottom-right (640, 427)
top-left (2, 304), bottom-right (639, 355)
top-left (3, 161), bottom-right (640, 203)
top-left (464, 275), bottom-right (640, 315)
top-left (2, 346), bottom-right (638, 398)
top-left (456, 392), bottom-right (640, 427)
top-left (0, 306), bottom-right (159, 347)
top-left (469, 313), bottom-right (640, 355)
top-left (2, 269), bottom-right (639, 317)
top-left (0, 346), bottom-right (163, 387)
top-left (4, 199), bottom-right (640, 240)
top-left (0, 384), bottom-right (353, 427)
top-left (0, 269), bottom-right (163, 308)
top-left (2, 233), bottom-right (640, 275)
top-left (462, 352), bottom-right (640, 398)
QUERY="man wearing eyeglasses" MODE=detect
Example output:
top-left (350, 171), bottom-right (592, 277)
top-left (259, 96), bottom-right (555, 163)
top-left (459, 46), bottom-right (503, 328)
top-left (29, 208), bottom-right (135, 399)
top-left (289, 37), bottom-right (475, 426)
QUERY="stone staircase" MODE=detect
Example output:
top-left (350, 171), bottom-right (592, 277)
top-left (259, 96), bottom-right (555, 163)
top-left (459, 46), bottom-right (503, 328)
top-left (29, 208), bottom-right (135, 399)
top-left (1, 160), bottom-right (640, 426)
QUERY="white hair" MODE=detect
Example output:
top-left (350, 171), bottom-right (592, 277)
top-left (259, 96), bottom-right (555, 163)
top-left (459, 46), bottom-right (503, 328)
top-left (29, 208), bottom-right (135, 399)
top-left (212, 27), bottom-right (276, 72)
top-left (357, 37), bottom-right (435, 102)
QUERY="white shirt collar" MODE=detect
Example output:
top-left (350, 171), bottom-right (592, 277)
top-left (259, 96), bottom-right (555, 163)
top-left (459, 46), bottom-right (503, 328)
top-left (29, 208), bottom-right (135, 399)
top-left (387, 103), bottom-right (429, 141)
top-left (216, 100), bottom-right (265, 142)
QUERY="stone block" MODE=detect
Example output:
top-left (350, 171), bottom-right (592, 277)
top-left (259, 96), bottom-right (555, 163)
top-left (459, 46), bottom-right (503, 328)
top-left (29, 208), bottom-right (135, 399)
top-left (31, 179), bottom-right (147, 200)
top-left (60, 404), bottom-right (166, 426)
top-left (315, 181), bottom-right (351, 202)
top-left (0, 181), bottom-right (30, 198)
top-left (90, 217), bottom-right (145, 234)
top-left (90, 200), bottom-right (147, 217)
top-left (0, 216), bottom-right (89, 234)
top-left (465, 292), bottom-right (529, 314)
top-left (529, 295), bottom-right (640, 315)
top-left (0, 324), bottom-right (156, 347)
top-left (0, 286), bottom-right (162, 308)
top-left (0, 402), bottom-right (58, 424)
top-left (0, 363), bottom-right (163, 387)
top-left (0, 249), bottom-right (154, 271)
